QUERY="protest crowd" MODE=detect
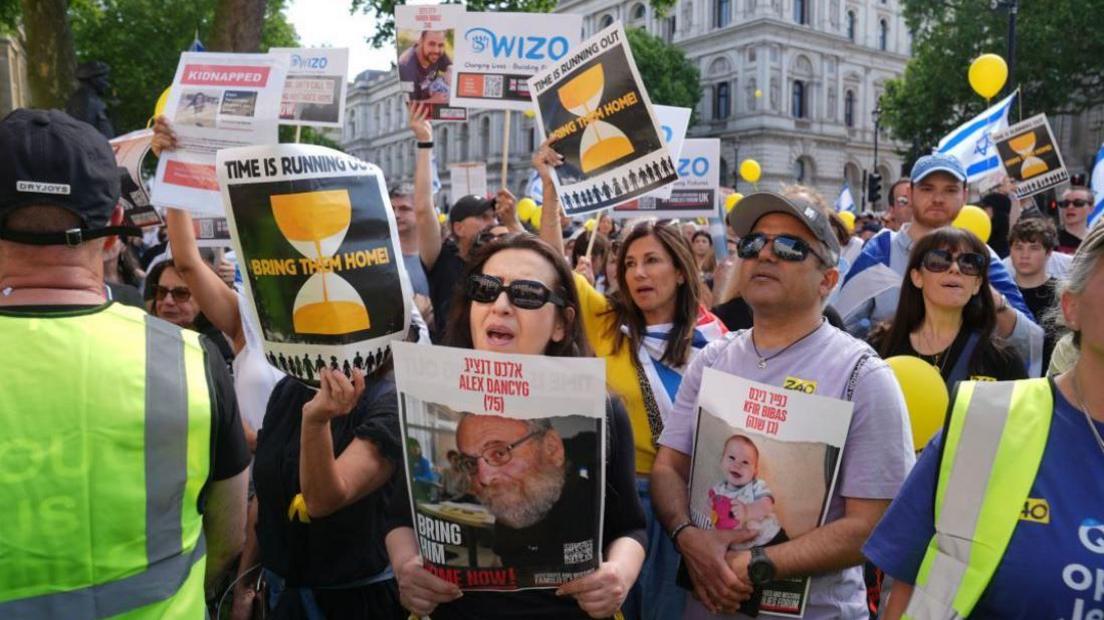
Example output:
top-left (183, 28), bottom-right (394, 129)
top-left (1, 9), bottom-right (1103, 620)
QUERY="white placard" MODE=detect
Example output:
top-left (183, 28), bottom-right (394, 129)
top-left (271, 47), bottom-right (349, 128)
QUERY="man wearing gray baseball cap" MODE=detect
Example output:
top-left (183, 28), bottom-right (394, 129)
top-left (652, 191), bottom-right (914, 619)
top-left (838, 152), bottom-right (1045, 375)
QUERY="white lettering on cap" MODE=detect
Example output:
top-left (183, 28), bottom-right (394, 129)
top-left (804, 207), bottom-right (816, 220)
top-left (17, 180), bottom-right (71, 195)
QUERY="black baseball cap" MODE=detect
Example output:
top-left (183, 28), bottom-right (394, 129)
top-left (0, 109), bottom-right (137, 246)
top-left (448, 194), bottom-right (495, 224)
top-left (726, 192), bottom-right (841, 266)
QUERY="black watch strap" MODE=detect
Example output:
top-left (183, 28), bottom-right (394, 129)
top-left (748, 545), bottom-right (776, 585)
top-left (416, 141), bottom-right (434, 149)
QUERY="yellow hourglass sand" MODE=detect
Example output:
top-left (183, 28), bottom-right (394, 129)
top-left (558, 65), bottom-right (634, 173)
top-left (1008, 133), bottom-right (1047, 179)
top-left (271, 189), bottom-right (370, 335)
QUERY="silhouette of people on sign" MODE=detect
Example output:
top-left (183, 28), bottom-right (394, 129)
top-left (353, 351), bottom-right (364, 370)
top-left (343, 359), bottom-right (352, 378)
top-left (330, 355), bottom-right (339, 371)
top-left (302, 354), bottom-right (315, 382)
top-left (315, 354), bottom-right (325, 372)
top-left (277, 353), bottom-right (288, 372)
top-left (293, 356), bottom-right (303, 377)
top-left (612, 177), bottom-right (622, 195)
top-left (267, 352), bottom-right (278, 367)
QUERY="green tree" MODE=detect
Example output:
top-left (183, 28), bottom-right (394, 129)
top-left (881, 0), bottom-right (1104, 162)
top-left (352, 0), bottom-right (678, 50)
top-left (21, 0), bottom-right (76, 109)
top-left (625, 27), bottom-right (701, 120)
top-left (67, 0), bottom-right (298, 133)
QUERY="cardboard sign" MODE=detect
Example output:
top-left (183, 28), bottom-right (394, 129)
top-left (152, 52), bottom-right (287, 215)
top-left (528, 23), bottom-right (677, 216)
top-left (686, 369), bottom-right (853, 617)
top-left (992, 113), bottom-right (1070, 199)
top-left (449, 162), bottom-right (488, 198)
top-left (614, 138), bottom-right (719, 219)
top-left (396, 4), bottom-right (468, 122)
top-left (109, 129), bottom-right (162, 228)
top-left (217, 144), bottom-right (412, 387)
top-left (193, 217), bottom-right (231, 248)
top-left (451, 12), bottom-right (583, 111)
top-left (393, 342), bottom-right (606, 590)
top-left (271, 47), bottom-right (349, 128)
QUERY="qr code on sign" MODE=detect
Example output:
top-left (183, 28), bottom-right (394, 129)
top-left (483, 75), bottom-right (503, 99)
top-left (563, 540), bottom-right (593, 565)
top-left (199, 219), bottom-right (214, 237)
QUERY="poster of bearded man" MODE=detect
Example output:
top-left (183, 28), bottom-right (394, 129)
top-left (392, 341), bottom-right (606, 590)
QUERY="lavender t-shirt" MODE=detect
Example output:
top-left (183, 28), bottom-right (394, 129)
top-left (659, 321), bottom-right (915, 620)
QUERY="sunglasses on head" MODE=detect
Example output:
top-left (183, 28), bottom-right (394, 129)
top-left (1058, 199), bottom-right (1092, 209)
top-left (467, 273), bottom-right (565, 310)
top-left (736, 232), bottom-right (824, 263)
top-left (920, 249), bottom-right (987, 276)
top-left (475, 229), bottom-right (508, 248)
top-left (154, 285), bottom-right (191, 303)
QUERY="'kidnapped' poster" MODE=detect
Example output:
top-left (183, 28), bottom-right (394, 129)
top-left (685, 369), bottom-right (853, 617)
top-left (392, 342), bottom-right (607, 590)
top-left (529, 23), bottom-right (677, 216)
top-left (217, 144), bottom-right (412, 387)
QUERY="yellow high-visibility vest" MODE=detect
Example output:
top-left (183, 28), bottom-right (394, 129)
top-left (905, 378), bottom-right (1053, 619)
top-left (0, 304), bottom-right (213, 618)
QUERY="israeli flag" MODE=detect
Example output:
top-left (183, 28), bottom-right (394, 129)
top-left (525, 169), bottom-right (543, 204)
top-left (835, 183), bottom-right (856, 213)
top-left (936, 90), bottom-right (1017, 183)
top-left (187, 30), bottom-right (205, 52)
top-left (1090, 143), bottom-right (1104, 228)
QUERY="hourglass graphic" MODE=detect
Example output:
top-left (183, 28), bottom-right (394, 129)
top-left (558, 64), bottom-right (634, 173)
top-left (1008, 132), bottom-right (1047, 179)
top-left (270, 189), bottom-right (371, 335)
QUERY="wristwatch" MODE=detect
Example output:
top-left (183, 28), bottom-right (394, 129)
top-left (748, 546), bottom-right (776, 586)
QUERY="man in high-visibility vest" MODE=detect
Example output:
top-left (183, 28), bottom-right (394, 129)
top-left (0, 109), bottom-right (250, 617)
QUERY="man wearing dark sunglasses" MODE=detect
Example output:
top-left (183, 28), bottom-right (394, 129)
top-left (652, 191), bottom-right (915, 619)
top-left (1056, 185), bottom-right (1094, 254)
top-left (840, 153), bottom-right (1044, 376)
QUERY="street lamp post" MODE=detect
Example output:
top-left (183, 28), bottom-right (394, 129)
top-left (991, 0), bottom-right (1018, 98)
top-left (871, 104), bottom-right (882, 210)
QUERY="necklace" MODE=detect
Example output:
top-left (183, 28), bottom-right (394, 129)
top-left (1073, 374), bottom-right (1104, 458)
top-left (750, 320), bottom-right (823, 370)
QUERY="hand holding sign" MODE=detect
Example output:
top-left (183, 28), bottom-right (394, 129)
top-left (303, 368), bottom-right (366, 423)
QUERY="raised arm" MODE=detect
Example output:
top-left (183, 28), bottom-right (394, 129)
top-left (532, 136), bottom-right (565, 255)
top-left (410, 102), bottom-right (442, 271)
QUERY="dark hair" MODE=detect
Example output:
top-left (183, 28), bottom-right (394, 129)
top-left (1009, 217), bottom-right (1057, 251)
top-left (143, 259), bottom-right (174, 306)
top-left (889, 177), bottom-right (911, 201)
top-left (874, 228), bottom-right (1005, 369)
top-left (443, 233), bottom-right (590, 357)
top-left (607, 221), bottom-right (701, 367)
top-left (690, 230), bottom-right (717, 274)
top-left (571, 230), bottom-right (608, 272)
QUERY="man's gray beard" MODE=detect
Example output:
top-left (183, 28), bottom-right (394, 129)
top-left (477, 463), bottom-right (566, 529)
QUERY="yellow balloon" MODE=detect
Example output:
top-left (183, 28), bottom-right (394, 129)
top-left (437, 213), bottom-right (447, 224)
top-left (952, 205), bottom-right (992, 243)
top-left (739, 159), bottom-right (761, 184)
top-left (517, 197), bottom-right (537, 222)
top-left (724, 192), bottom-right (744, 213)
top-left (153, 86), bottom-right (171, 118)
top-left (529, 205), bottom-right (543, 229)
top-left (968, 54), bottom-right (1008, 100)
top-left (584, 218), bottom-right (597, 232)
top-left (523, 109), bottom-right (536, 119)
top-left (886, 356), bottom-right (950, 452)
top-left (838, 210), bottom-right (856, 233)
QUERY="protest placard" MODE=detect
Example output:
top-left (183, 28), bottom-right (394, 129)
top-left (152, 52), bottom-right (287, 216)
top-left (451, 12), bottom-right (582, 111)
top-left (529, 23), bottom-right (677, 216)
top-left (216, 144), bottom-right (411, 388)
top-left (271, 47), bottom-right (349, 128)
top-left (193, 217), bottom-right (231, 248)
top-left (682, 369), bottom-right (853, 617)
top-left (992, 113), bottom-right (1070, 199)
top-left (392, 341), bottom-right (606, 590)
top-left (449, 162), bottom-right (488, 198)
top-left (109, 129), bottom-right (162, 228)
top-left (396, 4), bottom-right (467, 122)
top-left (614, 138), bottom-right (719, 219)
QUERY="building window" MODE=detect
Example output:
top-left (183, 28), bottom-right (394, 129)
top-left (528, 127), bottom-right (536, 152)
top-left (714, 82), bottom-right (730, 120)
top-left (631, 3), bottom-right (646, 20)
top-left (480, 116), bottom-right (490, 159)
top-left (599, 14), bottom-right (614, 28)
top-left (794, 158), bottom-right (806, 182)
top-left (715, 0), bottom-right (730, 28)
top-left (794, 0), bottom-right (808, 25)
top-left (879, 19), bottom-right (888, 50)
top-left (460, 123), bottom-right (470, 161)
top-left (792, 80), bottom-right (806, 118)
top-left (719, 157), bottom-right (729, 186)
top-left (662, 16), bottom-right (676, 42)
top-left (844, 90), bottom-right (855, 127)
top-left (440, 128), bottom-right (449, 165)
top-left (847, 10), bottom-right (856, 41)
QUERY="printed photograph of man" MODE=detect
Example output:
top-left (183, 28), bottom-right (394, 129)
top-left (398, 30), bottom-right (453, 105)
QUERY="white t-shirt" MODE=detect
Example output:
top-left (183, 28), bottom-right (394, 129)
top-left (232, 293), bottom-right (283, 432)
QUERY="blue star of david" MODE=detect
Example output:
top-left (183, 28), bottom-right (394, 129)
top-left (975, 133), bottom-right (992, 156)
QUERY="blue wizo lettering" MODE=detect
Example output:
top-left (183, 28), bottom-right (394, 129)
top-left (465, 28), bottom-right (570, 61)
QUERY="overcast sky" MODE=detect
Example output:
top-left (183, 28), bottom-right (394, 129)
top-left (286, 0), bottom-right (395, 81)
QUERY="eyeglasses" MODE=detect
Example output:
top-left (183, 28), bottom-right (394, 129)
top-left (1058, 199), bottom-right (1092, 209)
top-left (736, 232), bottom-right (824, 263)
top-left (467, 273), bottom-right (565, 309)
top-left (154, 285), bottom-right (192, 303)
top-left (475, 229), bottom-right (508, 248)
top-left (920, 249), bottom-right (987, 276)
top-left (456, 429), bottom-right (543, 475)
top-left (895, 196), bottom-right (911, 206)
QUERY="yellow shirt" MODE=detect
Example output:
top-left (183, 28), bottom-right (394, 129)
top-left (574, 274), bottom-right (656, 474)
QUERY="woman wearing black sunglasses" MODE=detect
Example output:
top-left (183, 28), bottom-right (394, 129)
top-left (869, 227), bottom-right (1026, 387)
top-left (385, 233), bottom-right (646, 619)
